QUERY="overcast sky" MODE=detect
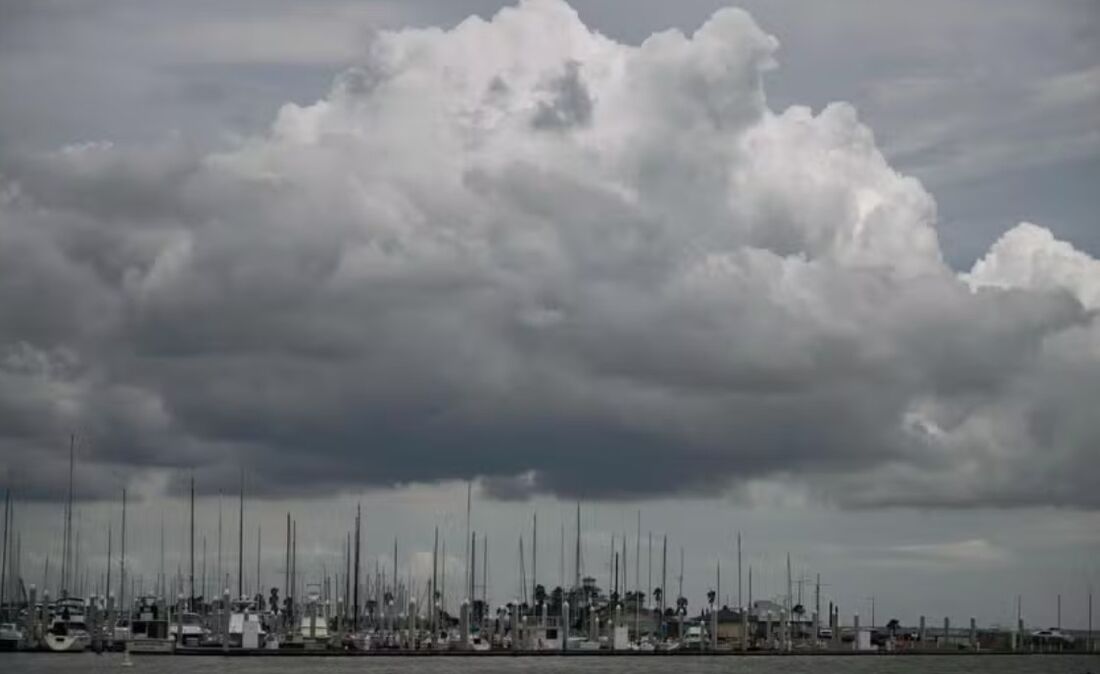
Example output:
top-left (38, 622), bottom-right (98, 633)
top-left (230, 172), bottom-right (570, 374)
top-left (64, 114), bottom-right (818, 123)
top-left (1, 0), bottom-right (1098, 629)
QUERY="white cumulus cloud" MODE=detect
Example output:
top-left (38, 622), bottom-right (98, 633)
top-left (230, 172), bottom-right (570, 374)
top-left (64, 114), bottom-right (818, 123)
top-left (1, 0), bottom-right (1098, 509)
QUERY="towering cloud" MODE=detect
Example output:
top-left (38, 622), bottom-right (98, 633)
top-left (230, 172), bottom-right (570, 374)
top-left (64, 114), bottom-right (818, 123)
top-left (1, 0), bottom-right (1097, 507)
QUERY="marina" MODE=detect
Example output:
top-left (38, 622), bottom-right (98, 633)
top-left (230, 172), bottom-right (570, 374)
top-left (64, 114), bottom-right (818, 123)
top-left (0, 464), bottom-right (1095, 660)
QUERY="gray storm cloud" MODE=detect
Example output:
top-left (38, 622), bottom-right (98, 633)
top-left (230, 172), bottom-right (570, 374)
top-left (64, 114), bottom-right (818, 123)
top-left (1, 0), bottom-right (1098, 507)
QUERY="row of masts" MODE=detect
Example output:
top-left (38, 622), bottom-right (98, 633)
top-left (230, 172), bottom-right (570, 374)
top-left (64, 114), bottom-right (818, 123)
top-left (0, 444), bottom-right (1095, 642)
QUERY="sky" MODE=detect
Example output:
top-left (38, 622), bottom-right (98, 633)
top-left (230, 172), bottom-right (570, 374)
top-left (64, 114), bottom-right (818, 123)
top-left (0, 0), bottom-right (1098, 629)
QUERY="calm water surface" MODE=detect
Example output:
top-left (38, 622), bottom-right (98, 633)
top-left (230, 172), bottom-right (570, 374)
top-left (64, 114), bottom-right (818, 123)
top-left (3, 654), bottom-right (1099, 674)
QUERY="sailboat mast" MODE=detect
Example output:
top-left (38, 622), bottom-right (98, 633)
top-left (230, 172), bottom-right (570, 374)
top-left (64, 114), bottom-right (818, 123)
top-left (737, 531), bottom-right (742, 609)
top-left (559, 520), bottom-right (564, 590)
top-left (237, 470), bottom-right (244, 599)
top-left (0, 488), bottom-right (9, 611)
top-left (62, 434), bottom-right (74, 597)
top-left (635, 510), bottom-right (640, 634)
top-left (353, 504), bottom-right (361, 631)
top-left (159, 514), bottom-right (165, 599)
top-left (431, 525), bottom-right (438, 631)
top-left (531, 512), bottom-right (537, 602)
top-left (216, 492), bottom-right (222, 595)
top-left (189, 474), bottom-right (195, 607)
top-left (464, 482), bottom-right (471, 600)
top-left (661, 535), bottom-right (667, 615)
top-left (120, 488), bottom-right (127, 619)
top-left (284, 513), bottom-right (291, 601)
top-left (105, 523), bottom-right (111, 603)
top-left (573, 502), bottom-right (581, 591)
top-left (344, 531), bottom-right (350, 620)
top-left (256, 525), bottom-right (261, 599)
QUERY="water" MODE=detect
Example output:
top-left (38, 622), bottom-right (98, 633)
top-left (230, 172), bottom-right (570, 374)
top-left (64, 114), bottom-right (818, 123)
top-left (3, 654), bottom-right (1099, 674)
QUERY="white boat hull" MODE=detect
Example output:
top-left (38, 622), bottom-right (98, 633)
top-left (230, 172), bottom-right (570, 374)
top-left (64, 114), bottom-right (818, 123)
top-left (45, 633), bottom-right (88, 652)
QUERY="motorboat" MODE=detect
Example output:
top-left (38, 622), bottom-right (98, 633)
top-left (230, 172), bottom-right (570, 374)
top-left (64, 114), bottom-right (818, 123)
top-left (169, 611), bottom-right (209, 646)
top-left (228, 598), bottom-right (266, 648)
top-left (0, 622), bottom-right (23, 651)
top-left (44, 598), bottom-right (90, 652)
top-left (128, 597), bottom-right (174, 653)
top-left (467, 634), bottom-right (491, 651)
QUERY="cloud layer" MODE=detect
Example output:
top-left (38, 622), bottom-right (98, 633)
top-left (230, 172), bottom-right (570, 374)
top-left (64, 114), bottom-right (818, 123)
top-left (1, 0), bottom-right (1097, 507)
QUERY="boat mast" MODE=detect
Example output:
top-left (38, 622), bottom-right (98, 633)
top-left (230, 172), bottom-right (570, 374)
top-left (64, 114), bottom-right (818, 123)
top-left (237, 470), bottom-right (244, 599)
top-left (120, 488), bottom-right (127, 620)
top-left (353, 504), bottom-right (361, 631)
top-left (635, 510), bottom-right (640, 636)
top-left (573, 503), bottom-right (580, 591)
top-left (737, 531), bottom-right (742, 609)
top-left (344, 531), bottom-right (350, 621)
top-left (189, 474), bottom-right (195, 608)
top-left (159, 513), bottom-right (165, 599)
top-left (431, 525), bottom-right (438, 632)
top-left (531, 513), bottom-right (537, 603)
top-left (464, 481), bottom-right (471, 601)
top-left (0, 488), bottom-right (9, 612)
top-left (255, 525), bottom-right (261, 600)
top-left (660, 535), bottom-right (667, 616)
top-left (216, 492), bottom-right (222, 595)
top-left (61, 434), bottom-right (74, 597)
top-left (105, 523), bottom-right (111, 604)
top-left (0, 487), bottom-right (9, 612)
top-left (284, 513), bottom-right (290, 603)
top-left (559, 520), bottom-right (564, 591)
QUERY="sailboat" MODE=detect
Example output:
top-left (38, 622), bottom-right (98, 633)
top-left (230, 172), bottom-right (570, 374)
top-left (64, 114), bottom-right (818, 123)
top-left (45, 437), bottom-right (88, 652)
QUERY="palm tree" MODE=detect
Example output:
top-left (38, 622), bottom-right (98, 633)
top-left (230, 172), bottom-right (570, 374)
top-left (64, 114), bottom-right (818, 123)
top-left (550, 586), bottom-right (563, 612)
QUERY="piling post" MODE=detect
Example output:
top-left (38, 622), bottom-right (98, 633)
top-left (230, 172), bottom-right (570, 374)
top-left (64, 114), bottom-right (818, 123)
top-left (710, 606), bottom-right (718, 651)
top-left (919, 615), bottom-right (926, 650)
top-left (222, 589), bottom-right (230, 652)
top-left (831, 606), bottom-right (840, 649)
top-left (106, 592), bottom-right (115, 649)
top-left (22, 585), bottom-right (34, 648)
top-left (561, 600), bottom-right (570, 652)
top-left (460, 600), bottom-right (470, 649)
top-left (1088, 590), bottom-right (1093, 653)
top-left (741, 606), bottom-right (748, 652)
top-left (943, 616), bottom-right (950, 650)
top-left (969, 617), bottom-right (976, 651)
top-left (812, 610), bottom-right (820, 651)
top-left (853, 613), bottom-right (860, 651)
